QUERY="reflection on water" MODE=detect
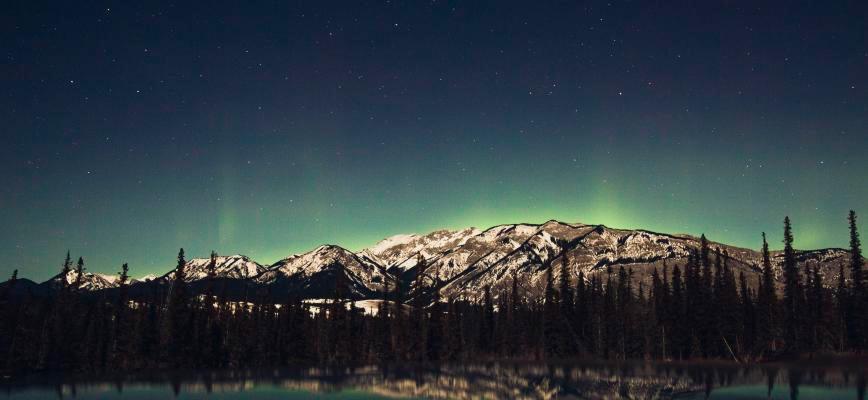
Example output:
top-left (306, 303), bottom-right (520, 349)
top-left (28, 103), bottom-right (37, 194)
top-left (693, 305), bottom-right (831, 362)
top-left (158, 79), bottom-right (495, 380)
top-left (1, 362), bottom-right (865, 399)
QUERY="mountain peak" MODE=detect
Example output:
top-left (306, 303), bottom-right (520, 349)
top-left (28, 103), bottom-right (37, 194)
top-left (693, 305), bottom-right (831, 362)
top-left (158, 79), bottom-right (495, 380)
top-left (361, 227), bottom-right (482, 270)
top-left (45, 269), bottom-right (119, 291)
top-left (23, 220), bottom-right (859, 301)
top-left (162, 253), bottom-right (266, 282)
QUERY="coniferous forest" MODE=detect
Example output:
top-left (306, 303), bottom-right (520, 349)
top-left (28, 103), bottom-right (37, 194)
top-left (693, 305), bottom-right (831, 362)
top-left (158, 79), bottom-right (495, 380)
top-left (1, 212), bottom-right (866, 374)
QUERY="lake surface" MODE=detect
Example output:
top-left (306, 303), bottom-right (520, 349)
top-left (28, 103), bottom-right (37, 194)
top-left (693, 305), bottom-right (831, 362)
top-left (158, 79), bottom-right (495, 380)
top-left (2, 363), bottom-right (865, 399)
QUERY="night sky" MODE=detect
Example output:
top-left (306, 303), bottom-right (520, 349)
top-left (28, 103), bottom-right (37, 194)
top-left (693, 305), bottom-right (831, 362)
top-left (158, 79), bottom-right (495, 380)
top-left (3, 1), bottom-right (867, 280)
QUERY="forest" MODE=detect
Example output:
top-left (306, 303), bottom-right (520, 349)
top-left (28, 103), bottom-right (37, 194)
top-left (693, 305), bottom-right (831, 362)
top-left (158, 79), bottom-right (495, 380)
top-left (0, 212), bottom-right (865, 373)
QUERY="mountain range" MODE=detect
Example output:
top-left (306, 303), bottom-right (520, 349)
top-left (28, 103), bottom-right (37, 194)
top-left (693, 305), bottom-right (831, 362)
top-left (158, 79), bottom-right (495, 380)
top-left (1, 220), bottom-right (855, 302)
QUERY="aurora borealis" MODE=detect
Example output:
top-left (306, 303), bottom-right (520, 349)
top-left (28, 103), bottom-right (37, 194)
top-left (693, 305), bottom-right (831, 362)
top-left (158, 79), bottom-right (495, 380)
top-left (3, 2), bottom-right (867, 280)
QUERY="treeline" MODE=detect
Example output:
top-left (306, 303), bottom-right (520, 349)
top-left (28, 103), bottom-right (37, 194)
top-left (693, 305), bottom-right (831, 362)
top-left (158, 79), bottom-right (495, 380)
top-left (0, 212), bottom-right (865, 372)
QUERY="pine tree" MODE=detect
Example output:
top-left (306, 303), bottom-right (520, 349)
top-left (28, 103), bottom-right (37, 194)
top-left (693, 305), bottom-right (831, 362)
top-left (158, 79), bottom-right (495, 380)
top-left (781, 217), bottom-right (801, 352)
top-left (835, 263), bottom-right (849, 351)
top-left (667, 264), bottom-right (689, 359)
top-left (650, 267), bottom-right (665, 358)
top-left (479, 285), bottom-right (494, 356)
top-left (849, 210), bottom-right (864, 294)
top-left (712, 247), bottom-right (725, 356)
top-left (542, 264), bottom-right (558, 358)
top-left (574, 269), bottom-right (587, 350)
top-left (38, 252), bottom-right (77, 369)
top-left (807, 265), bottom-right (828, 352)
top-left (162, 248), bottom-right (189, 367)
top-left (375, 279), bottom-right (392, 362)
top-left (700, 235), bottom-right (712, 291)
top-left (558, 255), bottom-right (574, 356)
top-left (3, 270), bottom-right (17, 300)
top-left (660, 262), bottom-right (672, 359)
top-left (559, 255), bottom-right (574, 314)
top-left (757, 232), bottom-right (778, 353)
top-left (698, 236), bottom-right (714, 357)
top-left (687, 250), bottom-right (707, 358)
top-left (426, 283), bottom-right (443, 361)
top-left (207, 251), bottom-right (218, 280)
top-left (60, 251), bottom-right (72, 281)
top-left (615, 266), bottom-right (631, 360)
top-left (739, 271), bottom-right (756, 357)
top-left (110, 263), bottom-right (130, 368)
top-left (589, 275), bottom-right (604, 356)
top-left (73, 257), bottom-right (86, 290)
top-left (508, 272), bottom-right (523, 357)
top-left (443, 296), bottom-right (463, 361)
top-left (847, 210), bottom-right (865, 350)
top-left (408, 255), bottom-right (428, 361)
top-left (717, 249), bottom-right (741, 358)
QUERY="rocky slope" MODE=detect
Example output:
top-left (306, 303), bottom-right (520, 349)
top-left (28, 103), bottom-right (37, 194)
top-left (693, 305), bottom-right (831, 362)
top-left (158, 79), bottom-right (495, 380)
top-left (160, 254), bottom-right (266, 282)
top-left (255, 245), bottom-right (395, 298)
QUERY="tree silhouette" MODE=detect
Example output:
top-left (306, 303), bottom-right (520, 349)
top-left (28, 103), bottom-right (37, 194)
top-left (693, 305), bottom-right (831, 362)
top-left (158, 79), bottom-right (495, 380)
top-left (847, 210), bottom-right (865, 350)
top-left (161, 248), bottom-right (189, 367)
top-left (2, 214), bottom-right (865, 372)
top-left (781, 217), bottom-right (801, 352)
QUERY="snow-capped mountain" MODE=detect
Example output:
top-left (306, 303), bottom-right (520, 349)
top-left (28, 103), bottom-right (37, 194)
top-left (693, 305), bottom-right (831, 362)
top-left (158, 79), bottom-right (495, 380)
top-left (256, 245), bottom-right (394, 298)
top-left (359, 228), bottom-right (481, 271)
top-left (360, 220), bottom-right (851, 302)
top-left (44, 269), bottom-right (122, 291)
top-left (20, 220), bottom-right (856, 301)
top-left (162, 254), bottom-right (266, 282)
top-left (132, 274), bottom-right (158, 283)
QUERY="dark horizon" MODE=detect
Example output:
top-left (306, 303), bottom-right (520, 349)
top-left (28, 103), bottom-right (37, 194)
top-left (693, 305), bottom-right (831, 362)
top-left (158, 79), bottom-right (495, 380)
top-left (4, 212), bottom-right (864, 283)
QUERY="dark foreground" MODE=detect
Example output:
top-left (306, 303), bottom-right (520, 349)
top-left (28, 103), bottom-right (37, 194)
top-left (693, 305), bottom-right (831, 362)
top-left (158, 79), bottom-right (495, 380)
top-left (2, 361), bottom-right (866, 400)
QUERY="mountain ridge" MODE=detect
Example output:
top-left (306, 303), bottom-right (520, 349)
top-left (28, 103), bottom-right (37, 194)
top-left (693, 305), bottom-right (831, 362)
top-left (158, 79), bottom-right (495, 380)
top-left (2, 220), bottom-right (857, 302)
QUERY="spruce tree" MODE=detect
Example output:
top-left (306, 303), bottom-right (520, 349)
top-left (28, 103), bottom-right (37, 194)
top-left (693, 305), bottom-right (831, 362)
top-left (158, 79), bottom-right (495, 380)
top-left (739, 272), bottom-right (756, 356)
top-left (697, 237), bottom-right (715, 356)
top-left (712, 247), bottom-right (725, 356)
top-left (443, 296), bottom-right (462, 361)
top-left (162, 248), bottom-right (189, 367)
top-left (37, 252), bottom-right (77, 369)
top-left (60, 251), bottom-right (72, 282)
top-left (203, 251), bottom-right (218, 304)
top-left (849, 210), bottom-right (864, 293)
top-left (781, 217), bottom-right (801, 352)
top-left (756, 232), bottom-right (778, 353)
top-left (207, 251), bottom-right (218, 280)
top-left (479, 285), bottom-right (494, 356)
top-left (559, 255), bottom-right (574, 314)
top-left (4, 270), bottom-right (17, 299)
top-left (670, 264), bottom-right (686, 359)
top-left (616, 266), bottom-right (631, 359)
top-left (73, 257), bottom-right (86, 290)
top-left (558, 255), bottom-right (574, 355)
top-left (589, 275), bottom-right (604, 355)
top-left (650, 267), bottom-right (666, 358)
top-left (718, 250), bottom-right (741, 357)
top-left (542, 264), bottom-right (558, 358)
top-left (574, 269), bottom-right (587, 348)
top-left (700, 235), bottom-right (712, 291)
top-left (111, 263), bottom-right (130, 368)
top-left (847, 210), bottom-right (865, 350)
top-left (807, 265), bottom-right (826, 352)
top-left (509, 272), bottom-right (523, 357)
top-left (375, 279), bottom-right (392, 362)
top-left (660, 262), bottom-right (672, 359)
top-left (835, 263), bottom-right (848, 351)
